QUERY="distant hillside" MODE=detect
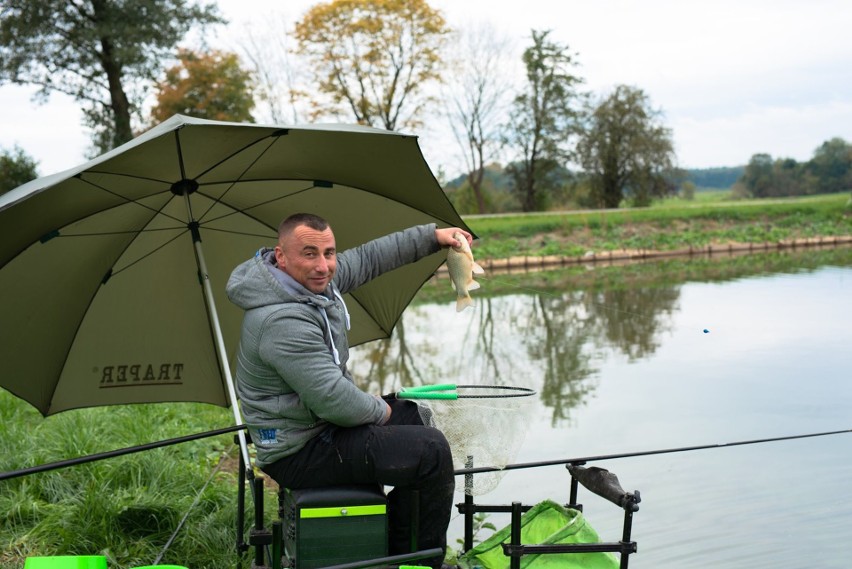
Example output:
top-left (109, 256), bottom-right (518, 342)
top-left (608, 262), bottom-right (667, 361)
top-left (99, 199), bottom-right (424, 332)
top-left (445, 165), bottom-right (745, 190)
top-left (687, 166), bottom-right (744, 189)
top-left (444, 164), bottom-right (512, 191)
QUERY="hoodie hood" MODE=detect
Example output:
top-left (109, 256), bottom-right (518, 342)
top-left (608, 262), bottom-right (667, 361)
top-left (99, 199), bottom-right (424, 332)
top-left (227, 248), bottom-right (335, 310)
top-left (226, 248), bottom-right (350, 364)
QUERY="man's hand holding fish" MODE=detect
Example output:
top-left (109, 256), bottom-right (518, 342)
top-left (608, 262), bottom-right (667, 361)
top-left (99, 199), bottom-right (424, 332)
top-left (444, 229), bottom-right (485, 312)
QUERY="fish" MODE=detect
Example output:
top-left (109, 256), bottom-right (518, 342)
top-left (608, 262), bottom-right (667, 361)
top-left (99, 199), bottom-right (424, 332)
top-left (446, 231), bottom-right (485, 312)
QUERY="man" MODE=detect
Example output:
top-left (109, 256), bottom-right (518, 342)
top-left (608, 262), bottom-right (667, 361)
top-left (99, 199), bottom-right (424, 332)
top-left (226, 213), bottom-right (471, 569)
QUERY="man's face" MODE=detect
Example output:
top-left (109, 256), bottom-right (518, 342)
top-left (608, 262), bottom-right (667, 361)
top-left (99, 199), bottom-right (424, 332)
top-left (274, 224), bottom-right (337, 294)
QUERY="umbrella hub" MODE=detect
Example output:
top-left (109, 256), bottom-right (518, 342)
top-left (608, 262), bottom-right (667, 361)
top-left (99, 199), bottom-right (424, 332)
top-left (170, 178), bottom-right (199, 196)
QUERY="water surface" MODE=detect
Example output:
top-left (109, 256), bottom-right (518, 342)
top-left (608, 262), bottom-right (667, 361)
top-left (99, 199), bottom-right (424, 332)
top-left (351, 247), bottom-right (852, 569)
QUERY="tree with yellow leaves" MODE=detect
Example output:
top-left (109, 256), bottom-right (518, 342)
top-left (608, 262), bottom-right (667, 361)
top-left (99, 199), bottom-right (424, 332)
top-left (150, 49), bottom-right (256, 124)
top-left (294, 0), bottom-right (449, 131)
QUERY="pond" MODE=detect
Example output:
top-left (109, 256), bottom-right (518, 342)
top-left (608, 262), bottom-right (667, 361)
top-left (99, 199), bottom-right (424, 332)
top-left (350, 246), bottom-right (852, 569)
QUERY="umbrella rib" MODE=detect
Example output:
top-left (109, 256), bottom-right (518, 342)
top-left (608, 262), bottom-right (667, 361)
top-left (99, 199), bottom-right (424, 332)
top-left (188, 129), bottom-right (287, 222)
top-left (59, 226), bottom-right (189, 238)
top-left (76, 173), bottom-right (188, 227)
top-left (201, 178), bottom-right (466, 234)
top-left (197, 181), bottom-right (317, 227)
top-left (199, 226), bottom-right (278, 240)
top-left (174, 128), bottom-right (189, 181)
top-left (108, 228), bottom-right (190, 279)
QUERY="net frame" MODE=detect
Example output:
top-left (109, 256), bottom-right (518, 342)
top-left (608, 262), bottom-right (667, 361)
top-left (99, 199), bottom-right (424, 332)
top-left (399, 384), bottom-right (537, 496)
top-left (396, 384), bottom-right (536, 400)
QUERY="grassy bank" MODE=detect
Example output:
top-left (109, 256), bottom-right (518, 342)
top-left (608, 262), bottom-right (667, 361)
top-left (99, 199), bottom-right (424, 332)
top-left (0, 397), bottom-right (245, 568)
top-left (466, 192), bottom-right (852, 260)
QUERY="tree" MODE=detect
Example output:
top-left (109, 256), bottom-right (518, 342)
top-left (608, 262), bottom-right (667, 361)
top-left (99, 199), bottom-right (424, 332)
top-left (737, 153), bottom-right (816, 198)
top-left (293, 0), bottom-right (450, 130)
top-left (445, 22), bottom-right (513, 214)
top-left (576, 85), bottom-right (678, 208)
top-left (808, 137), bottom-right (852, 194)
top-left (0, 0), bottom-right (223, 153)
top-left (738, 153), bottom-right (775, 198)
top-left (503, 30), bottom-right (584, 212)
top-left (0, 145), bottom-right (39, 194)
top-left (237, 15), bottom-right (305, 124)
top-left (771, 157), bottom-right (810, 197)
top-left (150, 49), bottom-right (256, 124)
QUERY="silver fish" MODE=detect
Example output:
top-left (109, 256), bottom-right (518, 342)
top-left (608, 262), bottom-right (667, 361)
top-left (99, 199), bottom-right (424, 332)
top-left (446, 231), bottom-right (485, 312)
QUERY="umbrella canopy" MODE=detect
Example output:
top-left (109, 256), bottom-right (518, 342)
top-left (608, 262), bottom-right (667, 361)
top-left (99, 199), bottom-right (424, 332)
top-left (0, 114), bottom-right (470, 419)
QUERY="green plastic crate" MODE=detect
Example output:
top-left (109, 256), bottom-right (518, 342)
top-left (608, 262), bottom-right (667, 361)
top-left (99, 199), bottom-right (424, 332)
top-left (280, 485), bottom-right (388, 569)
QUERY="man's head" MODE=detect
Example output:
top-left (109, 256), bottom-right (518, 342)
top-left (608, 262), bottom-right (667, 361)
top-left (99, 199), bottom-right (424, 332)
top-left (275, 213), bottom-right (336, 294)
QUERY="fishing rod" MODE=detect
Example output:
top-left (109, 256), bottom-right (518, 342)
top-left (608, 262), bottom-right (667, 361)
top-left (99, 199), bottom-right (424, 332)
top-left (453, 427), bottom-right (852, 475)
top-left (0, 424), bottom-right (246, 482)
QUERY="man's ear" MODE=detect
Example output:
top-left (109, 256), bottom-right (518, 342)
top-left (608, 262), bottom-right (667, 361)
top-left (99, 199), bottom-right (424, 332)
top-left (274, 246), bottom-right (285, 269)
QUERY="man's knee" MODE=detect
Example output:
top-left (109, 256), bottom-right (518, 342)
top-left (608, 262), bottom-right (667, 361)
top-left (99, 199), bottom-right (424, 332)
top-left (423, 428), bottom-right (454, 475)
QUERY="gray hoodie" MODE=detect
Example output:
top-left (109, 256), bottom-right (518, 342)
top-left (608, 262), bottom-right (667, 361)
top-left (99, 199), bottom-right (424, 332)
top-left (226, 224), bottom-right (440, 467)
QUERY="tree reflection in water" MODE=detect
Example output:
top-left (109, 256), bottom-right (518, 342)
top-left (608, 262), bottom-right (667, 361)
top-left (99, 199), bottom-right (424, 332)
top-left (349, 246), bottom-right (852, 425)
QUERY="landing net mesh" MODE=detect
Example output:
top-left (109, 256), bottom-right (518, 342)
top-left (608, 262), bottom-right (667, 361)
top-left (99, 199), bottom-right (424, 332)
top-left (414, 386), bottom-right (535, 496)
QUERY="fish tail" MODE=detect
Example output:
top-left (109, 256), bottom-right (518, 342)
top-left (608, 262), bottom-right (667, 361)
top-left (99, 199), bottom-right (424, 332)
top-left (456, 294), bottom-right (473, 312)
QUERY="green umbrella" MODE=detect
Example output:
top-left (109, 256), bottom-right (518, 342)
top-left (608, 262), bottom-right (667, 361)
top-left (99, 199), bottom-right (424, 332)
top-left (0, 114), bottom-right (470, 470)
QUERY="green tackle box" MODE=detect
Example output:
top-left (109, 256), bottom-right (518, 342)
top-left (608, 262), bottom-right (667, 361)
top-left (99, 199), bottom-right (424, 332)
top-left (278, 484), bottom-right (388, 569)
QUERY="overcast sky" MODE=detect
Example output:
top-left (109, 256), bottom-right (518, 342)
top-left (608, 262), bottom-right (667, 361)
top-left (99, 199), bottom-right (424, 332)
top-left (1, 0), bottom-right (850, 179)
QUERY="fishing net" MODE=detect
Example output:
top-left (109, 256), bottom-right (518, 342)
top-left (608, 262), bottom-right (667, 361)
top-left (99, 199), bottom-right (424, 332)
top-left (398, 384), bottom-right (536, 496)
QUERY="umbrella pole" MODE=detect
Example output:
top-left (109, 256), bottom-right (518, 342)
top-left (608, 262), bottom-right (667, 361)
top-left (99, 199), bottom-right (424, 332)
top-left (193, 233), bottom-right (253, 477)
top-left (181, 195), bottom-right (253, 478)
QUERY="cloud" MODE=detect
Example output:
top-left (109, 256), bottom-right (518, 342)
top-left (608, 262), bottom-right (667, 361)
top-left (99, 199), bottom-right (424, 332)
top-left (672, 100), bottom-right (852, 167)
top-left (1, 0), bottom-right (850, 178)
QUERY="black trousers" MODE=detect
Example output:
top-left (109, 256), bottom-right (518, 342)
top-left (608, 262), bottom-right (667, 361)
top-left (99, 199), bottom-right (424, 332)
top-left (262, 398), bottom-right (455, 569)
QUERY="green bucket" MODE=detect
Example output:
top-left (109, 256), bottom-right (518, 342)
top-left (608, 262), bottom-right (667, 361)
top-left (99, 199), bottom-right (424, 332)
top-left (24, 557), bottom-right (107, 569)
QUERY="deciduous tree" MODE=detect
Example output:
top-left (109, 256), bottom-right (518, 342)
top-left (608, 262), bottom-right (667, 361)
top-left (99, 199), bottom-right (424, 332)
top-left (445, 23), bottom-right (513, 214)
top-left (150, 49), bottom-right (256, 124)
top-left (237, 16), bottom-right (305, 124)
top-left (808, 137), bottom-right (852, 194)
top-left (738, 153), bottom-right (775, 198)
top-left (503, 30), bottom-right (584, 212)
top-left (0, 0), bottom-right (223, 153)
top-left (738, 153), bottom-right (814, 198)
top-left (293, 0), bottom-right (450, 130)
top-left (0, 145), bottom-right (38, 195)
top-left (576, 85), bottom-right (677, 208)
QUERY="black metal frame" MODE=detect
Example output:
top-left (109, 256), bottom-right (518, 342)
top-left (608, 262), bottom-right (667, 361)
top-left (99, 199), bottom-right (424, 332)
top-left (456, 461), bottom-right (640, 569)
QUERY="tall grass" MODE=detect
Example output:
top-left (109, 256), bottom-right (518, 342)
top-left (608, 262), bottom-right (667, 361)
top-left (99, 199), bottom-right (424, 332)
top-left (0, 394), bottom-right (259, 569)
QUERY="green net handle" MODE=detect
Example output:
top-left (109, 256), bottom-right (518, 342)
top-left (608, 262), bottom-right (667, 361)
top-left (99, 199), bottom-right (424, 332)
top-left (397, 383), bottom-right (458, 400)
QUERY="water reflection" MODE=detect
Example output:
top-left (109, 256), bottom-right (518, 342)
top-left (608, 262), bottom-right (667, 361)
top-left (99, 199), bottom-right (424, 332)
top-left (349, 245), bottom-right (852, 569)
top-left (352, 246), bottom-right (851, 426)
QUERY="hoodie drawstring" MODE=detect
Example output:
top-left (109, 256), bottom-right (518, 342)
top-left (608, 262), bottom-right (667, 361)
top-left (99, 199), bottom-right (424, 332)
top-left (332, 288), bottom-right (351, 331)
top-left (320, 308), bottom-right (341, 365)
top-left (321, 288), bottom-right (350, 365)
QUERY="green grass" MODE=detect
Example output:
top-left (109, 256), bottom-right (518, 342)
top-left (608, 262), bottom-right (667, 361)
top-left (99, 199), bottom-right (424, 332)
top-left (0, 395), bottom-right (268, 569)
top-left (467, 193), bottom-right (851, 259)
